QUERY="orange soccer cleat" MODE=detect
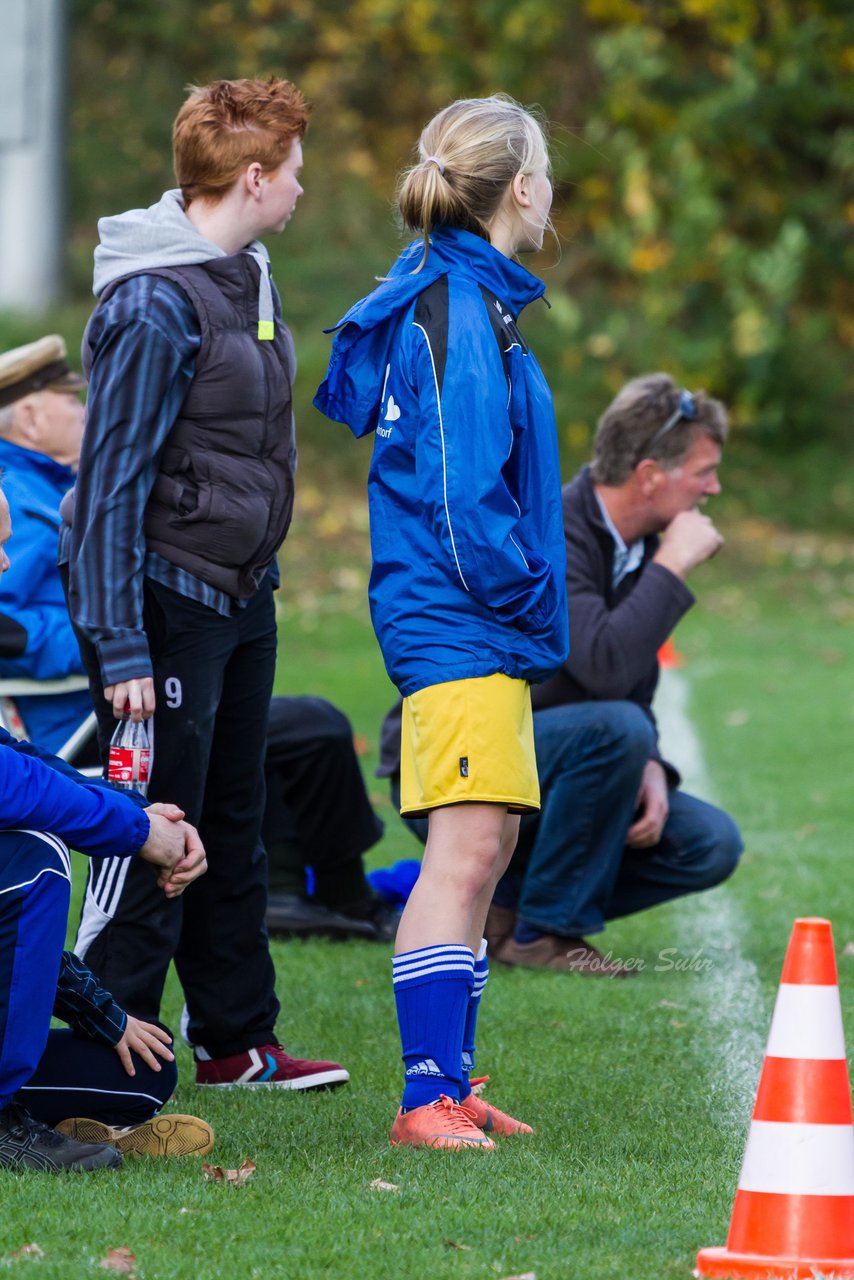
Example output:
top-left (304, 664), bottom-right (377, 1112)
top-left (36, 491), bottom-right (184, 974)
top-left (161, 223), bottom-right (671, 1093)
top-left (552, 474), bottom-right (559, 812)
top-left (390, 1095), bottom-right (496, 1150)
top-left (459, 1091), bottom-right (533, 1136)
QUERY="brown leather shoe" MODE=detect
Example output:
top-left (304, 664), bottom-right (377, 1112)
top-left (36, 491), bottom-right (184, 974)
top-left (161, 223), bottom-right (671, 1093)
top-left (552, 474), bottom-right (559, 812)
top-left (484, 904), bottom-right (517, 954)
top-left (495, 933), bottom-right (637, 978)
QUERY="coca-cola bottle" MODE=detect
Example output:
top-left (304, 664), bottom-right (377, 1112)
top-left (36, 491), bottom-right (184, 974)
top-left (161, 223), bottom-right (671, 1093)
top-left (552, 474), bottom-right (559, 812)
top-left (107, 715), bottom-right (154, 796)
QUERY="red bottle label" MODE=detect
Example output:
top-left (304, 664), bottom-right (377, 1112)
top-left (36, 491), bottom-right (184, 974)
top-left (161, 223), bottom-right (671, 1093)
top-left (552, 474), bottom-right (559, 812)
top-left (108, 746), bottom-right (151, 785)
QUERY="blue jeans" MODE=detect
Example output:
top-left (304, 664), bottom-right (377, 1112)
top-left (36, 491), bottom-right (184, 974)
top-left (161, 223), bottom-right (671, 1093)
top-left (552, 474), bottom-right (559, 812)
top-left (394, 700), bottom-right (742, 938)
top-left (500, 702), bottom-right (742, 937)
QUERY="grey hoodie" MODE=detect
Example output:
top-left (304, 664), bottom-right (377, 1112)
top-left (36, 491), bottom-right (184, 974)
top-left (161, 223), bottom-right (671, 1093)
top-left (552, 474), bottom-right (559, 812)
top-left (93, 189), bottom-right (274, 330)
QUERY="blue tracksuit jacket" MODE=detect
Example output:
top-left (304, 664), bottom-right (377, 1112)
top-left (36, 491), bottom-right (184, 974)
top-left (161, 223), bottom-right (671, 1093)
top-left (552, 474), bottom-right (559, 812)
top-left (315, 226), bottom-right (569, 697)
top-left (0, 727), bottom-right (149, 863)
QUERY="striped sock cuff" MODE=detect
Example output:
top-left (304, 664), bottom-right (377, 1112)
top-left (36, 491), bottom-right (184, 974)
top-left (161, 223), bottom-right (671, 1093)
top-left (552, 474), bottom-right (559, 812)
top-left (472, 968), bottom-right (488, 1001)
top-left (393, 944), bottom-right (475, 989)
top-left (472, 943), bottom-right (488, 1001)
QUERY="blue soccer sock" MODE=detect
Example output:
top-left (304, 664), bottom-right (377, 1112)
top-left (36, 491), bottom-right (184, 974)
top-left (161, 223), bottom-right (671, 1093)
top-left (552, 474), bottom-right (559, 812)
top-left (460, 939), bottom-right (488, 1099)
top-left (393, 944), bottom-right (475, 1111)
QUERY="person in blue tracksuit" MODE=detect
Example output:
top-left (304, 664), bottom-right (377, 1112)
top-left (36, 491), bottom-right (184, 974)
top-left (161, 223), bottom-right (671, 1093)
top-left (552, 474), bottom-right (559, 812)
top-left (315, 95), bottom-right (569, 1148)
top-left (0, 483), bottom-right (208, 1171)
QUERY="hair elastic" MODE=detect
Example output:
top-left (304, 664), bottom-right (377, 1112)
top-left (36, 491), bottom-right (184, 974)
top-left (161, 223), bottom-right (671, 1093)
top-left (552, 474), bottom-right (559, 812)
top-left (423, 155), bottom-right (445, 175)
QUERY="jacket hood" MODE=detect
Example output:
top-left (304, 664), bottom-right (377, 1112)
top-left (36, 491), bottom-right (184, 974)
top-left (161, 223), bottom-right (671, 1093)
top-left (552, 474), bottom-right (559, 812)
top-left (92, 189), bottom-right (275, 333)
top-left (313, 227), bottom-right (546, 439)
top-left (93, 188), bottom-right (269, 289)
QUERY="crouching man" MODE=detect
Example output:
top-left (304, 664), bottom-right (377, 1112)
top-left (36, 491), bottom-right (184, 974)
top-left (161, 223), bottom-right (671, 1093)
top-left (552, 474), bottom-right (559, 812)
top-left (0, 486), bottom-right (207, 1172)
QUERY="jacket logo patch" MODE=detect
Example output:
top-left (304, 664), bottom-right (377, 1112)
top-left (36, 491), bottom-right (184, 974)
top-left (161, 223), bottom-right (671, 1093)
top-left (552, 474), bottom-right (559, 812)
top-left (494, 297), bottom-right (513, 326)
top-left (384, 395), bottom-right (401, 422)
top-left (459, 756), bottom-right (469, 778)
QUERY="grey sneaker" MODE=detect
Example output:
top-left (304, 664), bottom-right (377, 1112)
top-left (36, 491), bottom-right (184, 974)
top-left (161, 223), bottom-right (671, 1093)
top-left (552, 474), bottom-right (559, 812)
top-left (0, 1104), bottom-right (122, 1172)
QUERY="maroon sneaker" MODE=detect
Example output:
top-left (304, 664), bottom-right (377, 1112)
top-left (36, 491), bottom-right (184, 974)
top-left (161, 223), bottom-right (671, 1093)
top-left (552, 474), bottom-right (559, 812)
top-left (195, 1043), bottom-right (349, 1090)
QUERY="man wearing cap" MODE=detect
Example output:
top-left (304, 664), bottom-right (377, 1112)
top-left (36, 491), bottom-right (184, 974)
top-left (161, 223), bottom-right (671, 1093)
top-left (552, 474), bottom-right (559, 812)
top-left (0, 336), bottom-right (91, 754)
top-left (379, 372), bottom-right (743, 974)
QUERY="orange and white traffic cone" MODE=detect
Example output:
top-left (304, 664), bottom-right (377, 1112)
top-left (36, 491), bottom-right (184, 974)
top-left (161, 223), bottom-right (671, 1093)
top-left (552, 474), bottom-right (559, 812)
top-left (696, 917), bottom-right (854, 1279)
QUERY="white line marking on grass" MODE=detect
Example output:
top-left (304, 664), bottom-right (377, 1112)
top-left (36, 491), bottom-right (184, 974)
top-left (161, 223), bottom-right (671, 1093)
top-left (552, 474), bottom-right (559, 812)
top-left (656, 669), bottom-right (767, 1128)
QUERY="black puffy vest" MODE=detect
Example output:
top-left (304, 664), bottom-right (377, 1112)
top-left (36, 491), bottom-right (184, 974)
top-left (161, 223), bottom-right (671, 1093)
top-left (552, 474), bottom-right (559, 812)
top-left (90, 254), bottom-right (296, 600)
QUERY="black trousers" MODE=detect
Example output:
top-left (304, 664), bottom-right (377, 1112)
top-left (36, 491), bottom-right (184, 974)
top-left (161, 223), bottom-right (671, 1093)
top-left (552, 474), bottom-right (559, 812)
top-left (263, 696), bottom-right (384, 896)
top-left (69, 575), bottom-right (279, 1058)
top-left (20, 1028), bottom-right (177, 1128)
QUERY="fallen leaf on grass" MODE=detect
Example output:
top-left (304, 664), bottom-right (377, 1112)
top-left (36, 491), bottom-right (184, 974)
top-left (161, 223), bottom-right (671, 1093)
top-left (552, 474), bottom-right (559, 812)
top-left (501, 1272), bottom-right (536, 1280)
top-left (368, 1178), bottom-right (400, 1193)
top-left (8, 1243), bottom-right (44, 1260)
top-left (100, 1247), bottom-right (136, 1274)
top-left (202, 1158), bottom-right (256, 1185)
top-left (843, 943), bottom-right (854, 957)
top-left (443, 1241), bottom-right (471, 1251)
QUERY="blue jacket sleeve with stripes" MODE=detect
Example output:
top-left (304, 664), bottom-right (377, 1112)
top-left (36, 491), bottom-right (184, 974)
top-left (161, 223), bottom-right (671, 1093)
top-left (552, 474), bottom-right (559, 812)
top-left (0, 726), bottom-right (149, 858)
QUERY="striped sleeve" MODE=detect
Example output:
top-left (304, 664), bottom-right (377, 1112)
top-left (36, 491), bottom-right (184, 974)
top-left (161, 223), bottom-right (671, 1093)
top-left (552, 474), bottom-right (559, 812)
top-left (53, 950), bottom-right (127, 1045)
top-left (67, 276), bottom-right (201, 687)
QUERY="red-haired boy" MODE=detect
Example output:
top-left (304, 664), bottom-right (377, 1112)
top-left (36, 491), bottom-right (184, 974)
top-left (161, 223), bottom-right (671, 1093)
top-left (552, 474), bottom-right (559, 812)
top-left (62, 78), bottom-right (348, 1090)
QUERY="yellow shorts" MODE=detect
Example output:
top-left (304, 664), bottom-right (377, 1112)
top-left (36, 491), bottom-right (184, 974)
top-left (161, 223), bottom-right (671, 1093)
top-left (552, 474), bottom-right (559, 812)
top-left (399, 674), bottom-right (540, 818)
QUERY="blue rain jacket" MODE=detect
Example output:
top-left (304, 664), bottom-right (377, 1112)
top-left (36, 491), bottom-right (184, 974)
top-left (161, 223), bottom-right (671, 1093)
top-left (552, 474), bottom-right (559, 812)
top-left (315, 226), bottom-right (569, 696)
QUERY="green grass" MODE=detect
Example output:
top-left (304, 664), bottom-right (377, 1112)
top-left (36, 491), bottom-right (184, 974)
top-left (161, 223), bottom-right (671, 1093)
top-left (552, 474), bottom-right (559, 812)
top-left (2, 499), bottom-right (853, 1278)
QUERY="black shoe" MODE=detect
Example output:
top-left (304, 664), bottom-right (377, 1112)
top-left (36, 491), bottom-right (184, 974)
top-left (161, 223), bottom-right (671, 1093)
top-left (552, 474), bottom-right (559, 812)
top-left (265, 892), bottom-right (377, 940)
top-left (0, 1104), bottom-right (123, 1172)
top-left (357, 897), bottom-right (401, 942)
top-left (317, 894), bottom-right (402, 942)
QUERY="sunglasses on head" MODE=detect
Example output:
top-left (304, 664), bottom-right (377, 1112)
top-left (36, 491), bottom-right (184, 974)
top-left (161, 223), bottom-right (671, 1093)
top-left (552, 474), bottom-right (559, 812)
top-left (639, 389), bottom-right (697, 460)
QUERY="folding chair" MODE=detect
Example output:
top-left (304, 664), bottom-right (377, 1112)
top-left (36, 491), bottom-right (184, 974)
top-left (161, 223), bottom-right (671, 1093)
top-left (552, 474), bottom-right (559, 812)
top-left (0, 675), bottom-right (101, 777)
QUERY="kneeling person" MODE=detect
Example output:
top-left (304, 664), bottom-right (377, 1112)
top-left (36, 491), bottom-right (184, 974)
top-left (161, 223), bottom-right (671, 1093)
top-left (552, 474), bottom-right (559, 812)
top-left (18, 949), bottom-right (213, 1160)
top-left (0, 487), bottom-right (208, 1172)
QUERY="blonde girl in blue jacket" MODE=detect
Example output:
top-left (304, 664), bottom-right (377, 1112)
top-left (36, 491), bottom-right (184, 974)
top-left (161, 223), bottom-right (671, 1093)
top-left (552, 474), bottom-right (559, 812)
top-left (316, 96), bottom-right (569, 1148)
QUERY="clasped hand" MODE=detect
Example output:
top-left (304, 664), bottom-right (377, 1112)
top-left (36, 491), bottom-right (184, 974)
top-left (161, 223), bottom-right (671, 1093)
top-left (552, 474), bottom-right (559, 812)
top-left (139, 802), bottom-right (207, 897)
